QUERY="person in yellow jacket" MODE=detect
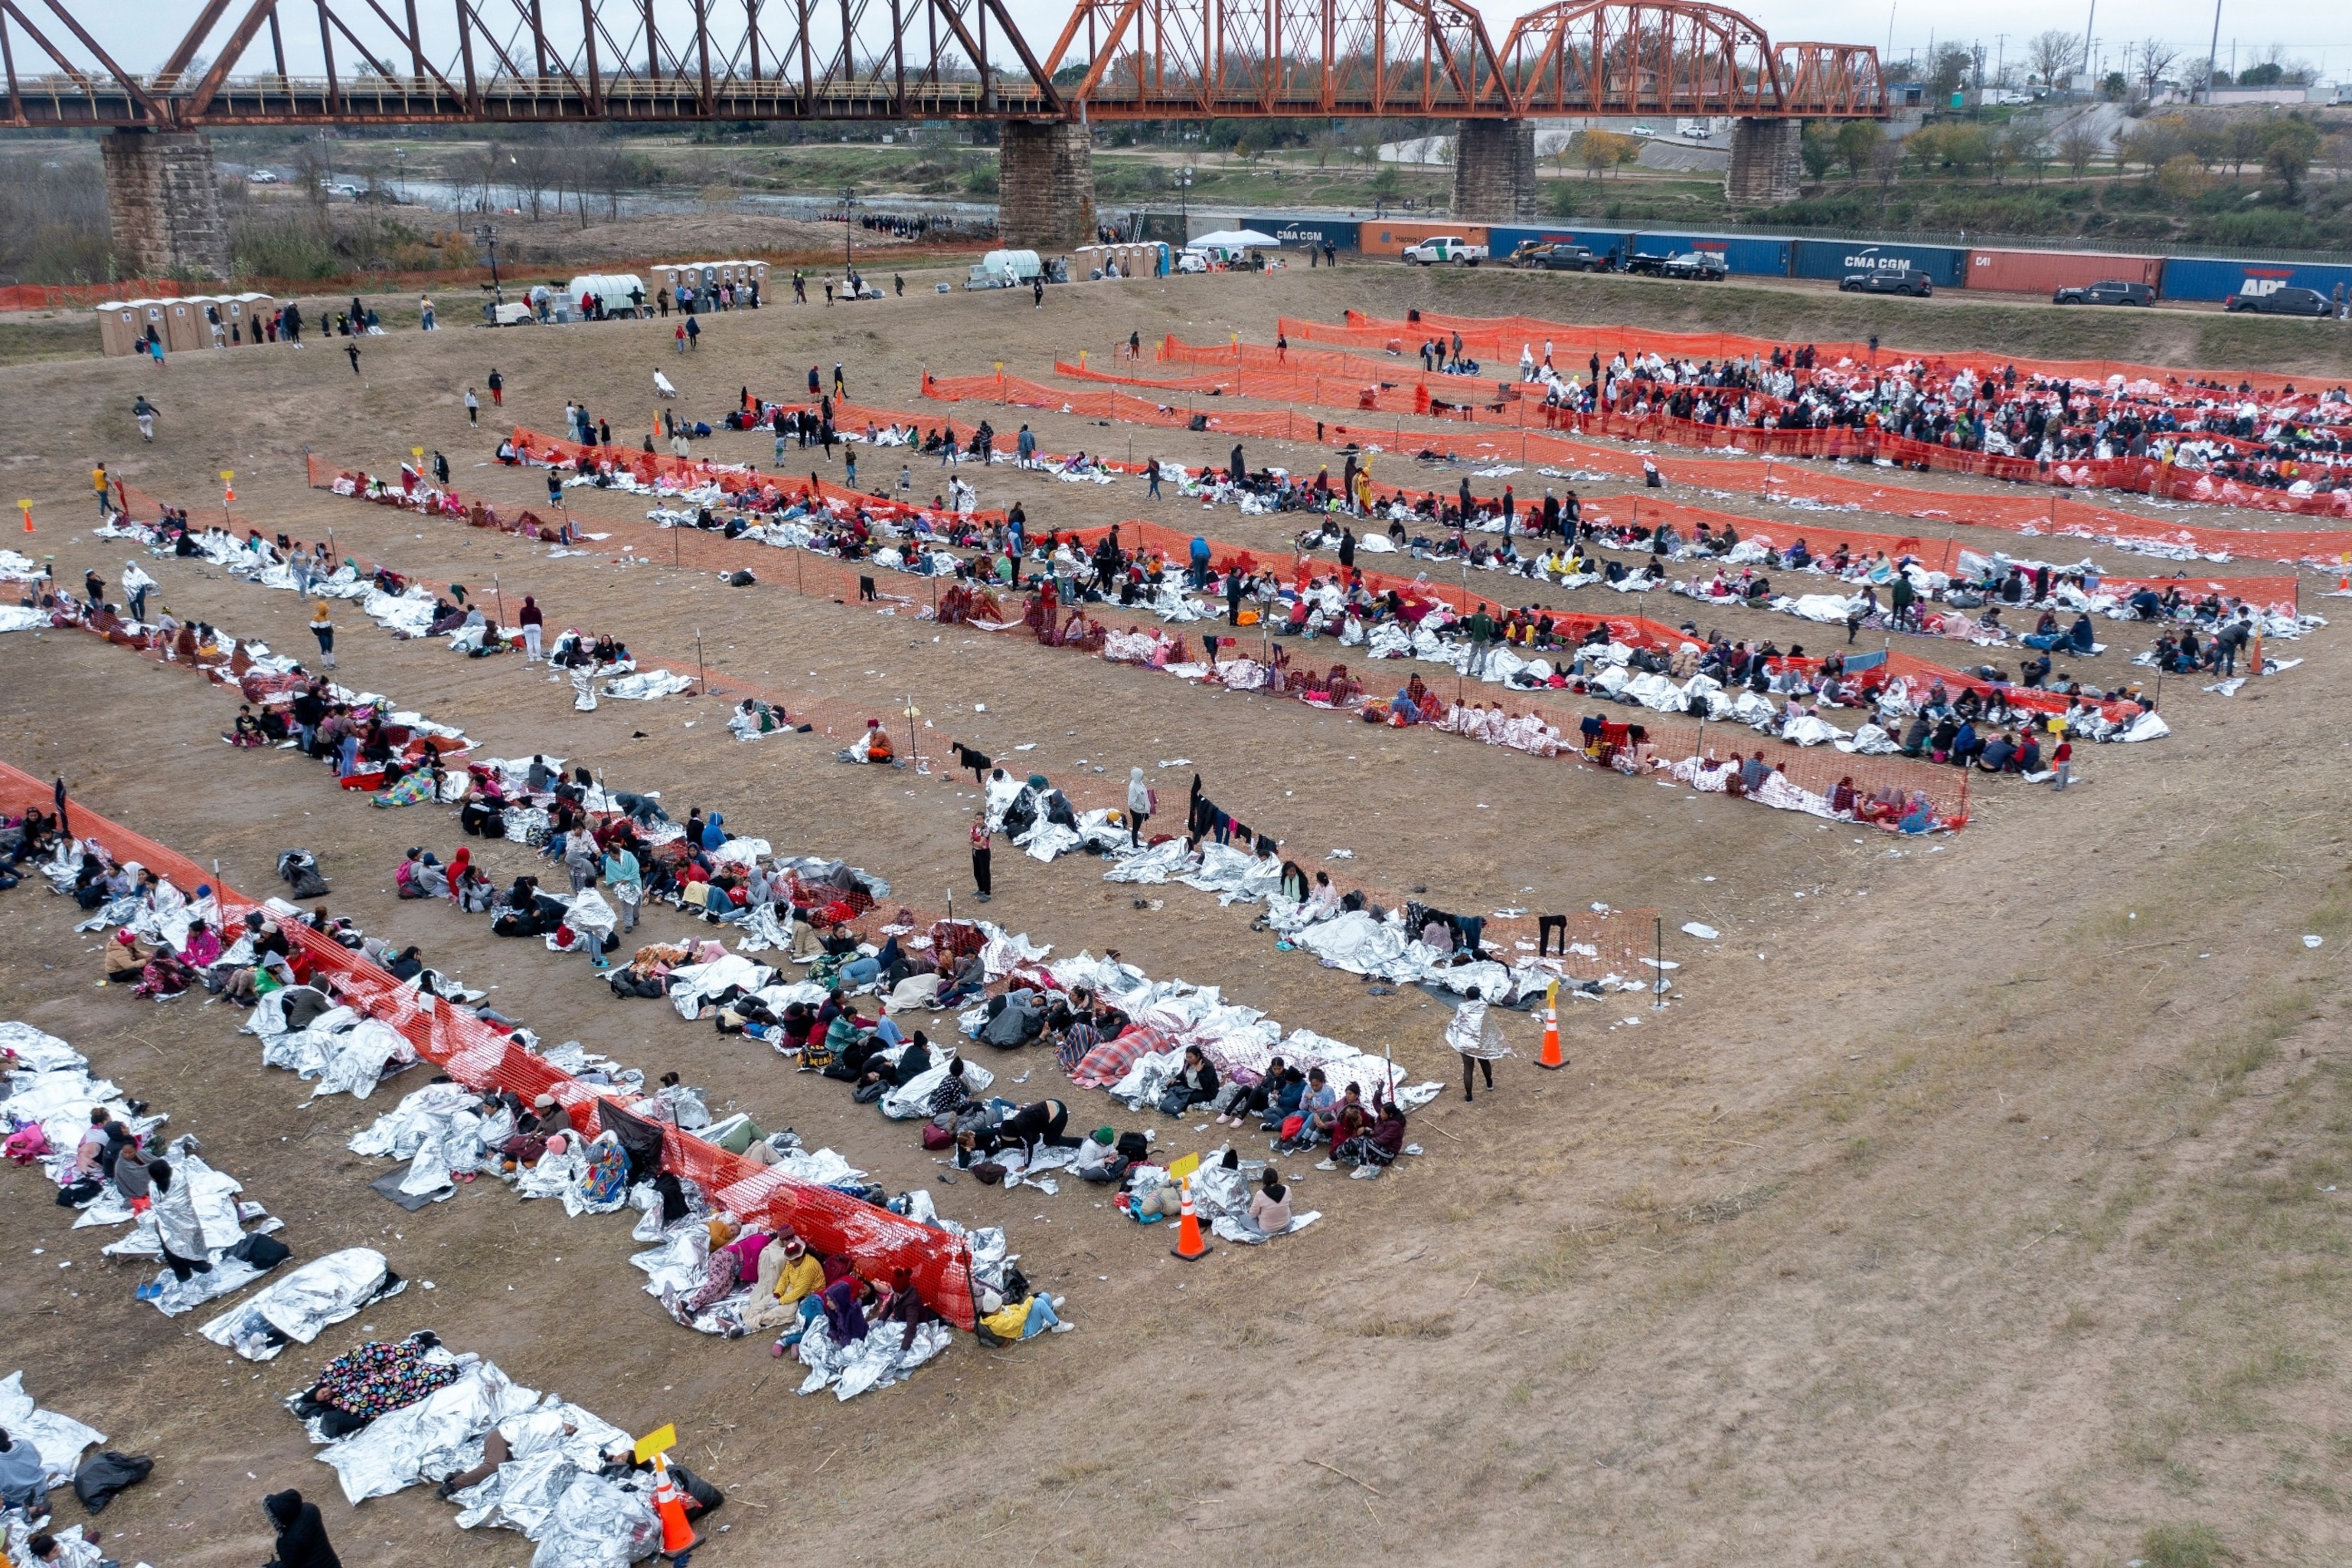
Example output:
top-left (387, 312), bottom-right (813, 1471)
top-left (746, 1231), bottom-right (827, 1338)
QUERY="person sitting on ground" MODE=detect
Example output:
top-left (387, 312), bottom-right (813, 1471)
top-left (1072, 1125), bottom-right (1129, 1184)
top-left (1215, 1054), bottom-right (1287, 1127)
top-left (1247, 1167), bottom-right (1292, 1236)
top-left (1278, 1067), bottom-right (1336, 1152)
top-left (261, 1488), bottom-right (342, 1568)
top-left (1158, 1046), bottom-right (1220, 1116)
top-left (1336, 1092), bottom-right (1408, 1177)
top-left (0, 1426), bottom-right (49, 1514)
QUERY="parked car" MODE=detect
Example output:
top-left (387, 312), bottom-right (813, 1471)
top-left (1659, 251), bottom-right (1730, 281)
top-left (1677, 122), bottom-right (1713, 140)
top-left (1403, 235), bottom-right (1487, 266)
top-left (1628, 124), bottom-right (1658, 139)
top-left (2223, 285), bottom-right (2331, 317)
top-left (1841, 269), bottom-right (1933, 297)
top-left (2053, 279), bottom-right (2154, 305)
top-left (1509, 241), bottom-right (1602, 272)
top-left (245, 169), bottom-right (279, 184)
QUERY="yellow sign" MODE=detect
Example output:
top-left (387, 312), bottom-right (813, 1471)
top-left (1165, 1152), bottom-right (1200, 1182)
top-left (633, 1424), bottom-right (676, 1462)
top-left (220, 470), bottom-right (234, 482)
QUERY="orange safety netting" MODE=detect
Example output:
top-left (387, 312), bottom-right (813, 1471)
top-left (0, 757), bottom-right (978, 1328)
top-left (1306, 308), bottom-right (2345, 405)
top-left (1039, 354), bottom-right (2352, 571)
top-left (288, 461), bottom-right (1664, 961)
top-left (1295, 312), bottom-right (2352, 521)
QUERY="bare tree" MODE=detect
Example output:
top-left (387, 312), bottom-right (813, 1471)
top-left (2134, 39), bottom-right (2180, 102)
top-left (2059, 119), bottom-right (2101, 178)
top-left (509, 135), bottom-right (554, 222)
top-left (1871, 138), bottom-right (1903, 216)
top-left (2027, 28), bottom-right (2078, 89)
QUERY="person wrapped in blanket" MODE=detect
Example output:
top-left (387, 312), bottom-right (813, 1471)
top-left (292, 1332), bottom-right (460, 1439)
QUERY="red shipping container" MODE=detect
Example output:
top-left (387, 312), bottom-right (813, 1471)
top-left (1965, 248), bottom-right (2165, 296)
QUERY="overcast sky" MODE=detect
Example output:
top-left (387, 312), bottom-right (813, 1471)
top-left (67, 0), bottom-right (2341, 87)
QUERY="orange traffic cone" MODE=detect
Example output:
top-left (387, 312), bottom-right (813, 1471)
top-left (651, 1455), bottom-right (701, 1558)
top-left (2337, 573), bottom-right (2347, 592)
top-left (1169, 1176), bottom-right (1212, 1262)
top-left (1535, 980), bottom-right (1566, 1070)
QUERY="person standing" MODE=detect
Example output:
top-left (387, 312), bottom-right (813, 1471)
top-left (2050, 733), bottom-right (2073, 792)
top-left (971, 813), bottom-right (993, 903)
top-left (1146, 456), bottom-right (1161, 500)
top-left (487, 368), bottom-right (503, 407)
top-left (420, 296), bottom-right (437, 330)
top-left (1446, 986), bottom-right (1510, 1102)
top-left (604, 840), bottom-right (642, 933)
top-left (464, 386), bottom-right (479, 426)
top-left (345, 341), bottom-right (361, 377)
top-left (133, 395), bottom-right (158, 441)
top-left (518, 594), bottom-right (544, 661)
top-left (686, 314), bottom-right (701, 351)
top-left (1125, 767), bottom-right (1153, 847)
top-left (92, 462), bottom-right (109, 514)
top-left (833, 362), bottom-right (847, 399)
top-left (308, 603), bottom-right (336, 668)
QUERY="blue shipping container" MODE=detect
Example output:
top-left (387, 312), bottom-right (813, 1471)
top-left (1792, 238), bottom-right (1968, 287)
top-left (1246, 215), bottom-right (1360, 253)
top-left (1488, 226), bottom-right (1635, 265)
top-left (2157, 255), bottom-right (2352, 303)
top-left (1628, 231), bottom-right (1794, 276)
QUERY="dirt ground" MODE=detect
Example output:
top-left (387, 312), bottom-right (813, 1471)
top-left (3, 264), bottom-right (2350, 1568)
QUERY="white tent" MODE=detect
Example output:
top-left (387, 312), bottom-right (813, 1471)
top-left (1186, 229), bottom-right (1282, 251)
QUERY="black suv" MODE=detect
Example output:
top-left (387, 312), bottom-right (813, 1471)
top-left (1658, 251), bottom-right (1729, 280)
top-left (1510, 242), bottom-right (1604, 272)
top-left (2053, 279), bottom-right (2154, 305)
top-left (1841, 269), bottom-right (1932, 297)
top-left (2224, 286), bottom-right (2331, 317)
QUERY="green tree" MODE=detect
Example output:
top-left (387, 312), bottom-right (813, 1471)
top-left (1801, 121), bottom-right (1838, 181)
top-left (1834, 119), bottom-right (1881, 181)
top-left (2262, 116), bottom-right (2321, 201)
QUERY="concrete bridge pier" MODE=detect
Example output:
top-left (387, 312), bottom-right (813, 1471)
top-left (1724, 117), bottom-right (1802, 205)
top-left (1449, 118), bottom-right (1538, 222)
top-left (998, 119), bottom-right (1096, 251)
top-left (102, 129), bottom-right (232, 279)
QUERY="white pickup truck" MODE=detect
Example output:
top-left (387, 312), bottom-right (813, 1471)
top-left (1403, 235), bottom-right (1487, 266)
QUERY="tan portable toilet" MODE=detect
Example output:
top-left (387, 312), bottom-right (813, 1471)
top-left (96, 301), bottom-right (142, 358)
top-left (135, 299), bottom-right (167, 354)
top-left (161, 297), bottom-right (208, 353)
top-left (238, 292), bottom-right (277, 343)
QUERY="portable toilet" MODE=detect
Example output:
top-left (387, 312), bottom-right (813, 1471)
top-left (96, 300), bottom-right (143, 358)
top-left (161, 296), bottom-right (209, 353)
top-left (236, 292), bottom-right (277, 343)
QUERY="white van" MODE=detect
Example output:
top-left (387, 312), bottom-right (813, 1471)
top-left (965, 249), bottom-right (1043, 289)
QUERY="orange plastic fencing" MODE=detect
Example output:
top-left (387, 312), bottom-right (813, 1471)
top-left (1040, 351), bottom-right (2352, 559)
top-left (1295, 312), bottom-right (2352, 521)
top-left (0, 757), bottom-right (978, 1328)
top-left (1308, 308), bottom-right (2342, 403)
top-left (289, 460), bottom-right (1667, 958)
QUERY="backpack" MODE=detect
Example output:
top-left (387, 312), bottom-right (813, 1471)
top-left (920, 1122), bottom-right (953, 1151)
top-left (1115, 1131), bottom-right (1151, 1165)
top-left (970, 1161), bottom-right (1008, 1186)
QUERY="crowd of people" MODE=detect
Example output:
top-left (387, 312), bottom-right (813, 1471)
top-left (1500, 340), bottom-right (2352, 498)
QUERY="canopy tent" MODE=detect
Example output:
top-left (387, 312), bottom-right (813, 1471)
top-left (1185, 230), bottom-right (1282, 252)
